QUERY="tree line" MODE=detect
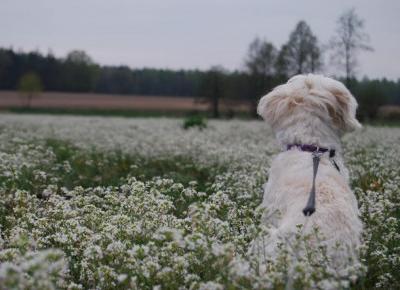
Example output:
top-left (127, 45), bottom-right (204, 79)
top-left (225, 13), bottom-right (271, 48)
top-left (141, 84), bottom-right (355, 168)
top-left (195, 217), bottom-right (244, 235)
top-left (0, 8), bottom-right (399, 120)
top-left (0, 49), bottom-right (205, 96)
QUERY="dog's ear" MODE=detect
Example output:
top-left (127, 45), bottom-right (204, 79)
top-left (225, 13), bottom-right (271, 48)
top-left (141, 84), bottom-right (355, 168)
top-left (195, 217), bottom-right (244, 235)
top-left (257, 85), bottom-right (290, 126)
top-left (328, 83), bottom-right (362, 132)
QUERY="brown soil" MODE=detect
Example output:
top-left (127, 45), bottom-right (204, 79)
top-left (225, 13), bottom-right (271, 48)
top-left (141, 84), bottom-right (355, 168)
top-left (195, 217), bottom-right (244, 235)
top-left (0, 91), bottom-right (207, 111)
top-left (0, 91), bottom-right (250, 112)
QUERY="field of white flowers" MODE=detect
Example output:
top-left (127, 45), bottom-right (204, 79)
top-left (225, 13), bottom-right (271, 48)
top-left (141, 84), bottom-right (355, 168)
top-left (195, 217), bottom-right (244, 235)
top-left (0, 113), bottom-right (399, 290)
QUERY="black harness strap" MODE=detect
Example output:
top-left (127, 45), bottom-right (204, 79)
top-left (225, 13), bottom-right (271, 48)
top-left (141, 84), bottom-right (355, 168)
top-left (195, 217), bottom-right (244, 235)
top-left (331, 159), bottom-right (340, 172)
top-left (302, 152), bottom-right (321, 216)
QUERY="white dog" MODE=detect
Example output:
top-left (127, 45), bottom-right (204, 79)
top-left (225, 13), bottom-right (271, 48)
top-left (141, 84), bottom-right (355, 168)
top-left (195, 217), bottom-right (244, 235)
top-left (253, 74), bottom-right (363, 275)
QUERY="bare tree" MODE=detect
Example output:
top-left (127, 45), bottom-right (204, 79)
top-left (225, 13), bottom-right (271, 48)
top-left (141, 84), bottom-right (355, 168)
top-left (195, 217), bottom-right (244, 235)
top-left (18, 72), bottom-right (43, 108)
top-left (330, 8), bottom-right (373, 85)
top-left (278, 21), bottom-right (322, 77)
top-left (245, 37), bottom-right (277, 116)
top-left (201, 66), bottom-right (226, 118)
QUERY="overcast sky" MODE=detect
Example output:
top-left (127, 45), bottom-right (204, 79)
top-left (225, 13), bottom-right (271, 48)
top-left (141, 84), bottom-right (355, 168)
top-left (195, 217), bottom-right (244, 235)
top-left (1, 0), bottom-right (399, 79)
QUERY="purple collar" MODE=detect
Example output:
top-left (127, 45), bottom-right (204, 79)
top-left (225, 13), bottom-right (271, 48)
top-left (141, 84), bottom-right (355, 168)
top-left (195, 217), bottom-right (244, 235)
top-left (287, 143), bottom-right (336, 158)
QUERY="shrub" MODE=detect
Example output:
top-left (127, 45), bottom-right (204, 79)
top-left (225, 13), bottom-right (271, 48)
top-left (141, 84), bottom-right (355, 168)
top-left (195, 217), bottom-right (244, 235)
top-left (182, 115), bottom-right (207, 130)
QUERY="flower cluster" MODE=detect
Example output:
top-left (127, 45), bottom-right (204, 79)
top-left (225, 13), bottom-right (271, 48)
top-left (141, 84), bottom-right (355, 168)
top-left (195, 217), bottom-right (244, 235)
top-left (0, 114), bottom-right (399, 289)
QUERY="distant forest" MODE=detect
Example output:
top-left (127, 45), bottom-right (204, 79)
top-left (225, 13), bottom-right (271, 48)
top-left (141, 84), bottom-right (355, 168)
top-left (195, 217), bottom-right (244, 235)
top-left (1, 47), bottom-right (400, 118)
top-left (0, 48), bottom-right (206, 97)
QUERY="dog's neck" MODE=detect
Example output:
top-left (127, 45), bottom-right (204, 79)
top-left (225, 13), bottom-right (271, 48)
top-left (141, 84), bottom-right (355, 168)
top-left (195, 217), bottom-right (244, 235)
top-left (273, 114), bottom-right (343, 152)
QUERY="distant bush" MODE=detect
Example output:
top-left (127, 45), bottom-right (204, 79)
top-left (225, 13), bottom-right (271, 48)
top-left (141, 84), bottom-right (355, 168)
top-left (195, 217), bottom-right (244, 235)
top-left (18, 72), bottom-right (42, 108)
top-left (183, 115), bottom-right (207, 130)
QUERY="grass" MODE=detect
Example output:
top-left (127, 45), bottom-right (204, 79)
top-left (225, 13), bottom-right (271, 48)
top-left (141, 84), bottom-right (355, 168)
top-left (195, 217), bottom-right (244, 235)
top-left (6, 107), bottom-right (199, 118)
top-left (5, 107), bottom-right (400, 125)
top-left (0, 138), bottom-right (218, 199)
top-left (1, 138), bottom-right (223, 225)
top-left (45, 139), bottom-right (217, 192)
top-left (363, 119), bottom-right (400, 127)
top-left (4, 107), bottom-right (255, 119)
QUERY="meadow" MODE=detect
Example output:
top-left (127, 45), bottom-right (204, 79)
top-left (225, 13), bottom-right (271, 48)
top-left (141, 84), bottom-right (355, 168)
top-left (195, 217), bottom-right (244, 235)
top-left (0, 113), bottom-right (399, 289)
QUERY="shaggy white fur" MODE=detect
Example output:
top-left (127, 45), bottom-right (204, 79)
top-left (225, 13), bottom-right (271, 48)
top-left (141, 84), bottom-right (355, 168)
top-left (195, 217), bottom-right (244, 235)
top-left (254, 74), bottom-right (363, 274)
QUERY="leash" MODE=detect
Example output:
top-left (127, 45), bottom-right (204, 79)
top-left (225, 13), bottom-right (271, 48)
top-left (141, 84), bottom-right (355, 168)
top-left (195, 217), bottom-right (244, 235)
top-left (302, 152), bottom-right (322, 216)
top-left (286, 144), bottom-right (340, 217)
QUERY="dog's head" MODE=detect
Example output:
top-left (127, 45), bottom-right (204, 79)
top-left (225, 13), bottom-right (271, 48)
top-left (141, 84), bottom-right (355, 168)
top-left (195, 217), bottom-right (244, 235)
top-left (257, 74), bottom-right (361, 134)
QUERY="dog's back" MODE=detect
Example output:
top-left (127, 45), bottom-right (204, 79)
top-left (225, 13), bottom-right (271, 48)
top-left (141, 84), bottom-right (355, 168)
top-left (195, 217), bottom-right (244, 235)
top-left (260, 150), bottom-right (362, 263)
